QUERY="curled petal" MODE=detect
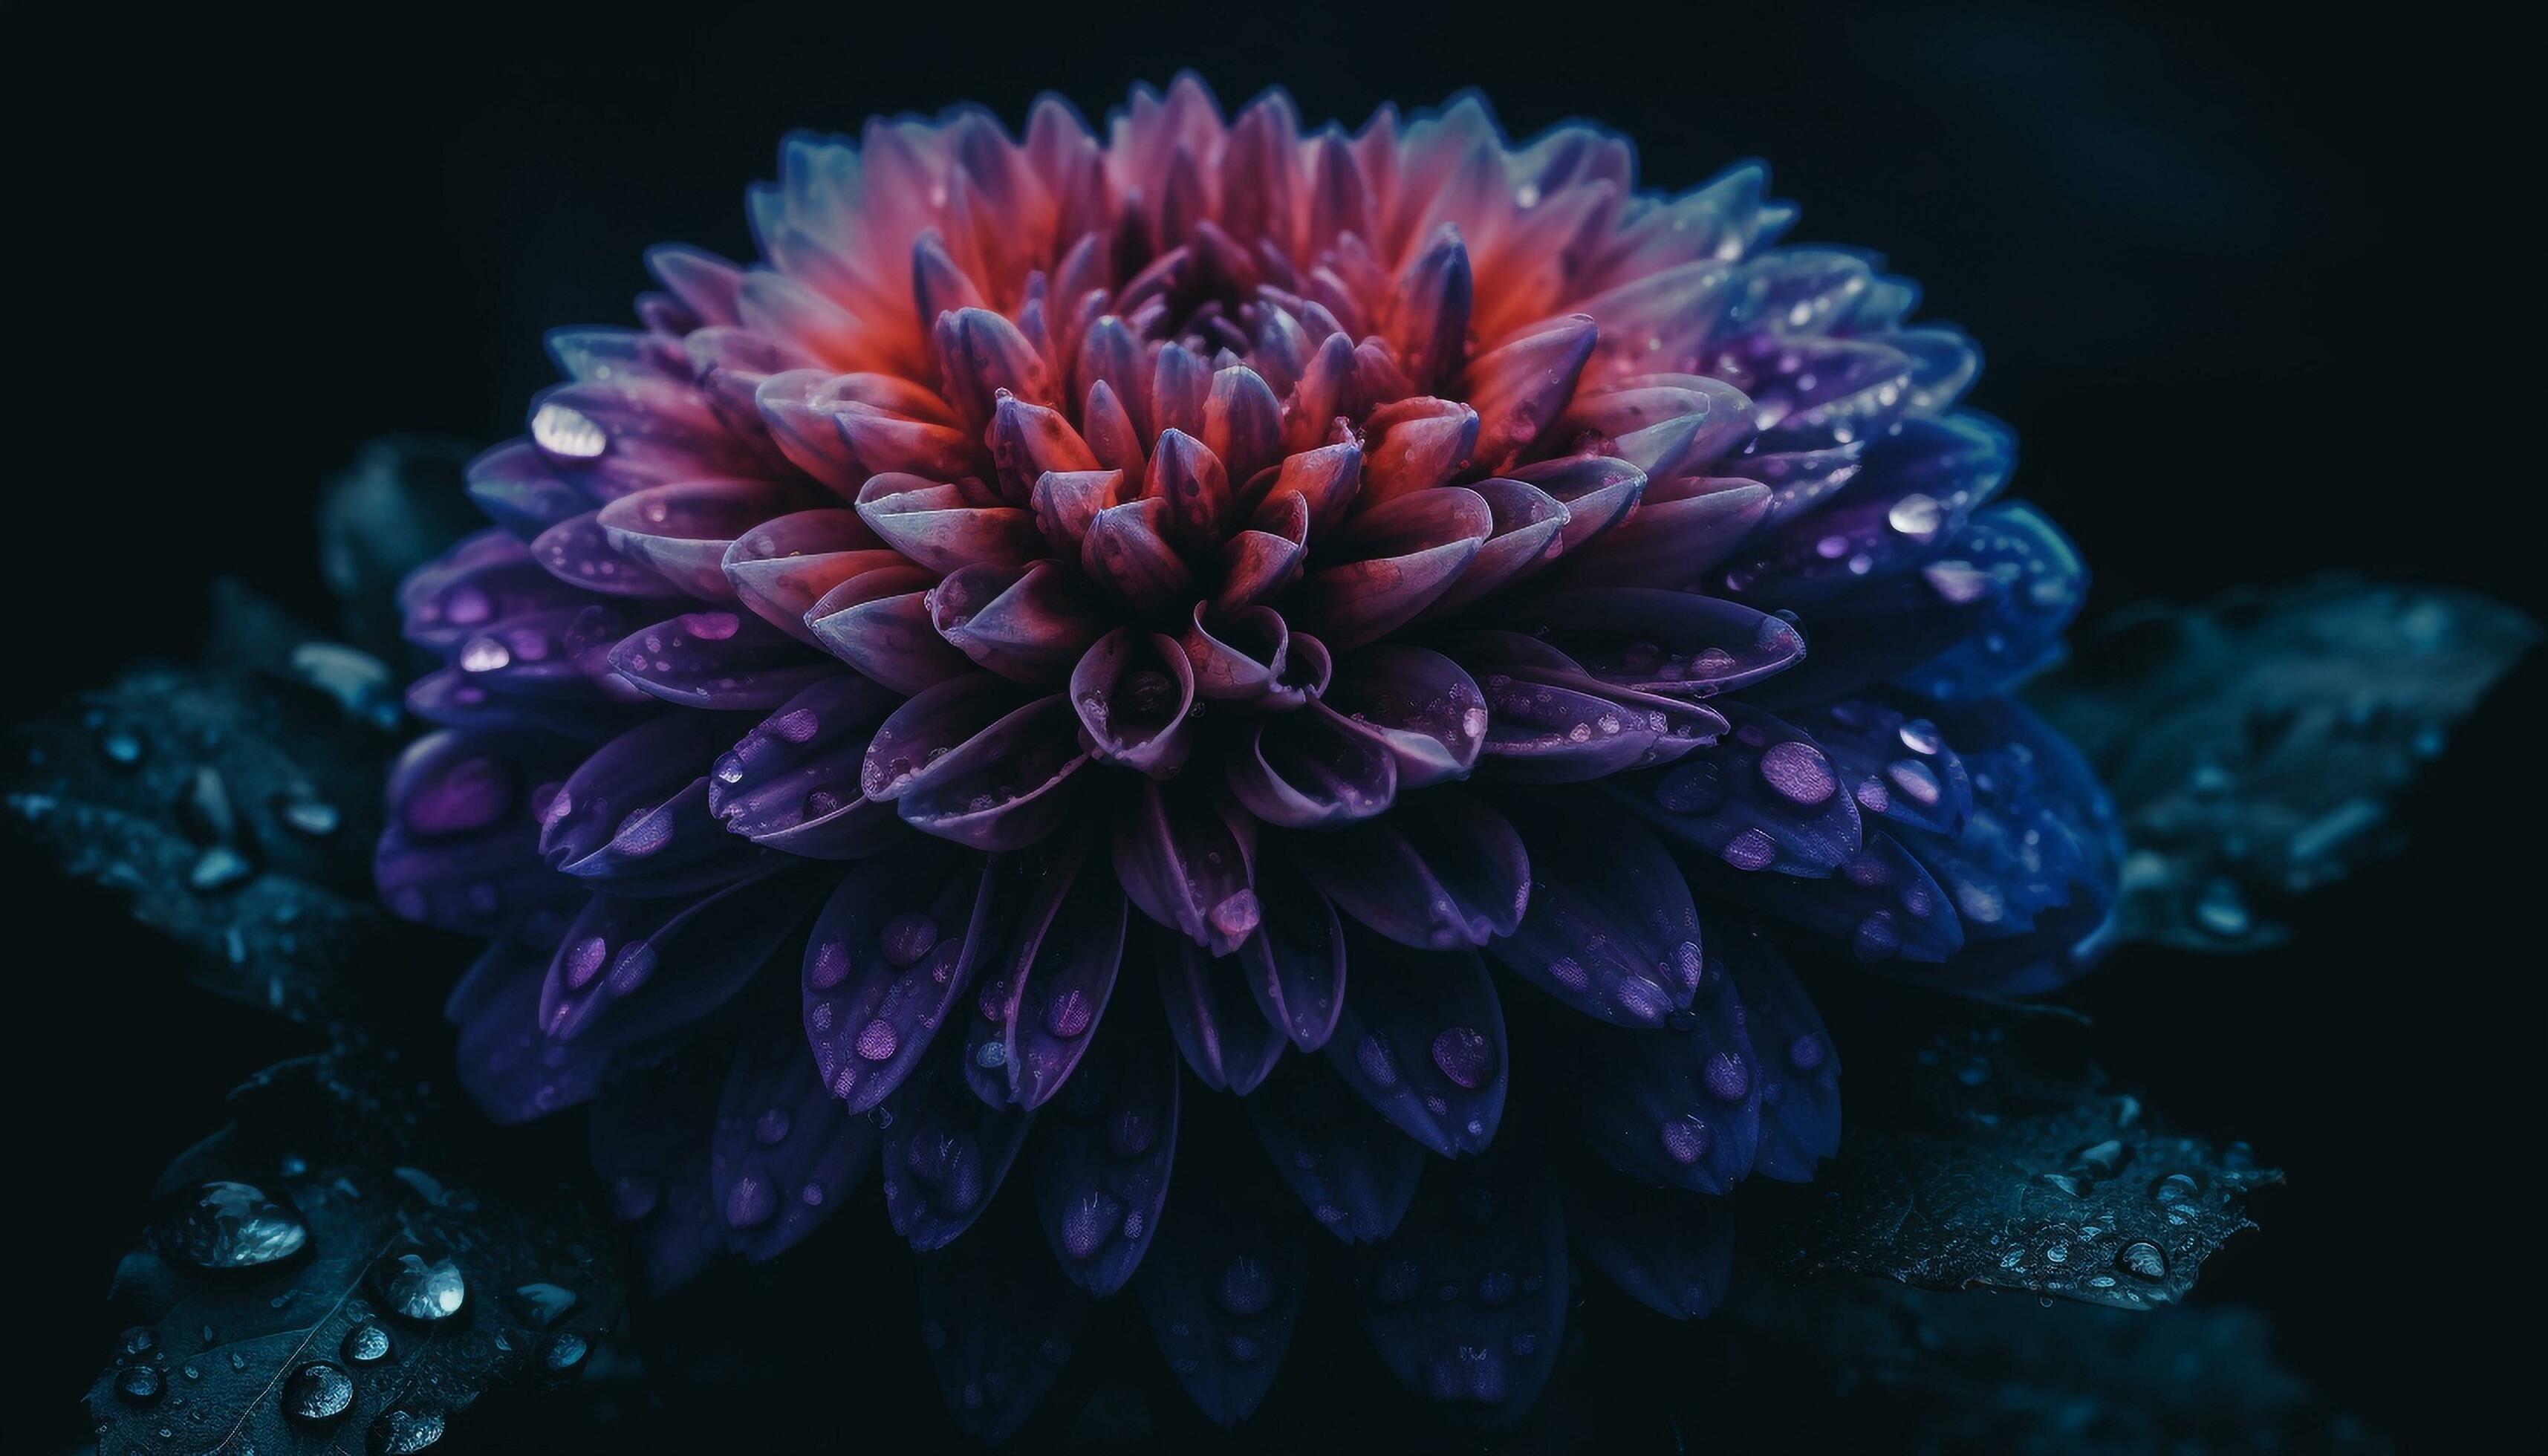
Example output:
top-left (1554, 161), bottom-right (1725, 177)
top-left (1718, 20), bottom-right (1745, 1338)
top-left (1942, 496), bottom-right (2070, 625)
top-left (712, 1010), bottom-right (881, 1261)
top-left (1244, 1050), bottom-right (1421, 1242)
top-left (1070, 628), bottom-right (1197, 777)
top-left (807, 561), bottom-right (973, 693)
top-left (1301, 792), bottom-right (1528, 950)
top-left (1148, 427), bottom-right (1234, 549)
top-left (1240, 849), bottom-right (1348, 1052)
top-left (542, 711), bottom-right (759, 894)
top-left (1157, 925), bottom-right (1289, 1096)
top-left (539, 866), bottom-right (822, 1048)
top-left (1030, 467), bottom-right (1127, 556)
top-left (929, 560), bottom-right (1107, 683)
top-left (1494, 805), bottom-right (1703, 1027)
top-left (1322, 926), bottom-right (1506, 1157)
top-left (1226, 701), bottom-right (1398, 828)
top-left (803, 841), bottom-right (987, 1111)
top-left (989, 392), bottom-right (1099, 503)
top-left (1383, 223), bottom-right (1474, 387)
top-left (1422, 477), bottom-right (1570, 615)
top-left (1359, 1147), bottom-right (1565, 1420)
top-left (1358, 397), bottom-right (1479, 507)
top-left (1202, 364), bottom-right (1284, 487)
top-left (1613, 701), bottom-right (1865, 874)
top-left (1030, 1002), bottom-right (1180, 1293)
top-left (1560, 476), bottom-right (1772, 587)
top-left (854, 472), bottom-right (1044, 576)
top-left (709, 674), bottom-right (903, 858)
top-left (1488, 588), bottom-right (1807, 698)
top-left (1458, 313), bottom-right (1595, 472)
top-left (1136, 1141), bottom-right (1310, 1426)
top-left (931, 305), bottom-right (1055, 432)
top-left (1252, 440), bottom-right (1362, 534)
top-left (1114, 780), bottom-right (1261, 957)
top-left (898, 693), bottom-right (1091, 851)
top-left (1292, 486), bottom-right (1491, 649)
top-left (1320, 644), bottom-right (1487, 787)
top-left (609, 608), bottom-right (836, 710)
top-left (598, 477), bottom-right (819, 600)
top-left (833, 399), bottom-right (982, 481)
top-left (1472, 671), bottom-right (1679, 782)
top-left (1572, 943), bottom-right (1763, 1194)
top-left (721, 511), bottom-right (892, 645)
top-left (1504, 454), bottom-right (1645, 556)
top-left (884, 1031), bottom-right (1038, 1250)
top-left (1558, 376), bottom-right (1754, 480)
top-left (1081, 495), bottom-right (1195, 611)
top-left (1179, 605), bottom-right (1314, 708)
top-left (1218, 490), bottom-right (1309, 612)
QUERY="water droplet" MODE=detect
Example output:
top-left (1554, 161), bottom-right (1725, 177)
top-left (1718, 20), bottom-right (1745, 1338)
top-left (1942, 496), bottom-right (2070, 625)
top-left (1428, 1026), bottom-right (1497, 1090)
top-left (2116, 1241), bottom-right (2168, 1281)
top-left (284, 1361), bottom-right (354, 1422)
top-left (115, 1364), bottom-right (163, 1403)
top-left (1215, 1256), bottom-right (1274, 1316)
top-left (152, 1182), bottom-right (309, 1269)
top-left (512, 1282), bottom-right (579, 1328)
top-left (188, 845), bottom-right (256, 893)
top-left (341, 1323), bottom-right (393, 1363)
top-left (368, 1404), bottom-right (447, 1455)
top-left (542, 1331), bottom-right (590, 1374)
top-left (378, 1253), bottom-right (467, 1321)
top-left (281, 799), bottom-right (341, 836)
top-left (880, 913), bottom-right (938, 966)
top-left (531, 400), bottom-right (606, 459)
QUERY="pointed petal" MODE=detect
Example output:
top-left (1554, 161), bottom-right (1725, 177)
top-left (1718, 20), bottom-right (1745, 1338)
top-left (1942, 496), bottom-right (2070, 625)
top-left (1113, 780), bottom-right (1260, 956)
top-left (1322, 926), bottom-right (1505, 1157)
top-left (1611, 701), bottom-right (1865, 874)
top-left (1080, 495), bottom-right (1195, 611)
top-left (609, 608), bottom-right (836, 710)
top-left (915, 1192), bottom-right (1089, 1443)
top-left (1716, 929), bottom-right (1842, 1180)
top-left (1245, 1049), bottom-right (1421, 1242)
top-left (854, 472), bottom-right (1044, 576)
top-left (539, 866), bottom-right (823, 1048)
top-left (709, 674), bottom-right (903, 858)
top-left (712, 1009), bottom-right (882, 1261)
top-left (961, 842), bottom-right (1129, 1109)
top-left (1156, 923), bottom-right (1290, 1096)
top-left (1571, 946), bottom-right (1761, 1193)
top-left (1225, 701), bottom-right (1399, 828)
top-left (807, 561), bottom-right (975, 693)
top-left (597, 478), bottom-right (820, 600)
top-left (1459, 314), bottom-right (1595, 472)
top-left (1486, 587), bottom-right (1807, 698)
top-left (1320, 644), bottom-right (1489, 787)
top-left (929, 560), bottom-right (1107, 683)
top-left (722, 512), bottom-right (894, 646)
top-left (1030, 1002), bottom-right (1180, 1293)
top-left (541, 711), bottom-right (761, 895)
top-left (452, 940), bottom-right (615, 1124)
top-left (803, 841), bottom-right (988, 1111)
top-left (1300, 792), bottom-right (1528, 950)
top-left (1290, 486), bottom-right (1491, 649)
top-left (1069, 628), bottom-right (1197, 777)
top-left (1136, 1139), bottom-right (1310, 1426)
top-left (1358, 397), bottom-right (1479, 508)
top-left (1494, 804), bottom-right (1703, 1027)
top-left (1359, 1145), bottom-right (1564, 1421)
top-left (883, 1031), bottom-right (1038, 1249)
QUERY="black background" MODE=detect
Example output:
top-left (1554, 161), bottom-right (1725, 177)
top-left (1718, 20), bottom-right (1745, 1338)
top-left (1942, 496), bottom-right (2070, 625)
top-left (15, 3), bottom-right (2544, 1449)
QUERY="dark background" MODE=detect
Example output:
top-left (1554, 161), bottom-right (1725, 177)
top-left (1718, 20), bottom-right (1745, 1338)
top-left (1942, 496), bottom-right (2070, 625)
top-left (16, 3), bottom-right (2544, 1449)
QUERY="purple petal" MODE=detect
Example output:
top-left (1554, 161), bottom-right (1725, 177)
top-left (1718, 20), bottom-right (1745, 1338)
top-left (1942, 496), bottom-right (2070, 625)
top-left (854, 472), bottom-right (1044, 576)
top-left (1135, 1146), bottom-right (1310, 1426)
top-left (1493, 804), bottom-right (1703, 1027)
top-left (807, 560), bottom-right (974, 694)
top-left (1239, 848), bottom-right (1348, 1051)
top-left (1783, 695), bottom-right (1975, 836)
top-left (1069, 628), bottom-right (1197, 777)
top-left (961, 842), bottom-right (1129, 1110)
top-left (803, 841), bottom-right (987, 1111)
top-left (540, 711), bottom-right (761, 895)
top-left (1493, 588), bottom-right (1807, 701)
top-left (464, 441), bottom-right (589, 534)
top-left (929, 560), bottom-right (1107, 683)
top-left (1358, 1146), bottom-right (1564, 1421)
top-left (451, 940), bottom-right (615, 1124)
top-left (530, 510), bottom-right (683, 597)
top-left (1564, 1169), bottom-right (1735, 1320)
top-left (1421, 478), bottom-right (1571, 615)
top-left (712, 1008), bottom-right (882, 1260)
top-left (1113, 781), bottom-right (1261, 956)
top-left (1030, 467), bottom-right (1125, 556)
top-left (1217, 491), bottom-right (1308, 613)
top-left (721, 511), bottom-right (893, 645)
top-left (1571, 946), bottom-right (1761, 1194)
top-left (709, 675), bottom-right (903, 858)
top-left (1321, 926), bottom-right (1505, 1157)
top-left (1244, 1050), bottom-right (1422, 1242)
top-left (538, 867), bottom-right (822, 1048)
top-left (883, 1030), bottom-right (1038, 1250)
top-left (989, 394), bottom-right (1099, 504)
top-left (400, 528), bottom-right (573, 653)
top-left (1252, 440), bottom-right (1362, 535)
top-left (376, 821), bottom-right (571, 945)
top-left (1612, 701), bottom-right (1865, 874)
top-left (1155, 923), bottom-right (1290, 1096)
top-left (1459, 315), bottom-right (1595, 472)
top-left (1030, 1002), bottom-right (1180, 1294)
top-left (1357, 397), bottom-right (1480, 507)
top-left (1715, 412), bottom-right (2012, 606)
top-left (914, 1192), bottom-right (1088, 1443)
top-left (1080, 495), bottom-right (1195, 611)
top-left (588, 1053), bottom-right (725, 1293)
top-left (1225, 701), bottom-right (1399, 828)
top-left (1556, 376), bottom-right (1753, 481)
top-left (865, 675), bottom-right (1090, 851)
top-left (1291, 486), bottom-right (1492, 649)
top-left (1299, 792), bottom-right (1528, 951)
top-left (1203, 365), bottom-right (1284, 487)
top-left (1723, 828), bottom-right (1967, 964)
top-left (1716, 929), bottom-right (1842, 1180)
top-left (597, 477), bottom-right (820, 600)
top-left (1384, 224), bottom-right (1474, 388)
top-left (1320, 644), bottom-right (1489, 788)
top-left (608, 608), bottom-right (836, 710)
top-left (1180, 604), bottom-right (1299, 705)
top-left (1558, 476), bottom-right (1772, 587)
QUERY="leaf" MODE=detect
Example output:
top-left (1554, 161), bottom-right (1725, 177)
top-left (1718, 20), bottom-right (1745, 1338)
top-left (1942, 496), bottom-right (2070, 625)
top-left (86, 1051), bottom-right (625, 1455)
top-left (2028, 577), bottom-right (2537, 950)
top-left (6, 585), bottom-right (403, 1022)
top-left (1755, 1023), bottom-right (2278, 1310)
top-left (315, 436), bottom-right (481, 656)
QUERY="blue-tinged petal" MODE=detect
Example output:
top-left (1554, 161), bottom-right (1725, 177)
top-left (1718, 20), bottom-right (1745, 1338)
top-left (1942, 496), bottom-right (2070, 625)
top-left (709, 674), bottom-right (902, 859)
top-left (1570, 946), bottom-right (1761, 1194)
top-left (1781, 695), bottom-right (1975, 836)
top-left (1030, 999), bottom-right (1179, 1295)
top-left (885, 1030), bottom-right (1039, 1251)
top-left (1296, 791), bottom-right (1527, 950)
top-left (1892, 503), bottom-right (2089, 698)
top-left (608, 608), bottom-right (836, 711)
top-left (1611, 701), bottom-right (1863, 874)
top-left (1563, 1168), bottom-right (1735, 1320)
top-left (1322, 925), bottom-right (1505, 1157)
top-left (1715, 926), bottom-right (1841, 1180)
top-left (1136, 1128), bottom-right (1310, 1426)
top-left (1245, 1050), bottom-right (1423, 1243)
top-left (960, 839), bottom-right (1129, 1110)
top-left (1358, 1144), bottom-right (1565, 1423)
top-left (915, 1189), bottom-right (1089, 1444)
top-left (588, 1051), bottom-right (726, 1293)
top-left (1493, 802), bottom-right (1703, 1026)
top-left (541, 711), bottom-right (764, 896)
top-left (1715, 411), bottom-right (2013, 607)
top-left (537, 866), bottom-right (825, 1047)
top-left (1483, 586), bottom-right (1806, 698)
top-left (711, 1005), bottom-right (881, 1261)
top-left (451, 940), bottom-right (616, 1124)
top-left (1155, 923), bottom-right (1289, 1096)
top-left (802, 840), bottom-right (987, 1112)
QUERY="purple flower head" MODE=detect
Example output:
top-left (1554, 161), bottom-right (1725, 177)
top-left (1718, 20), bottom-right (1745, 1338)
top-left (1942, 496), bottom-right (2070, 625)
top-left (382, 75), bottom-right (2119, 1437)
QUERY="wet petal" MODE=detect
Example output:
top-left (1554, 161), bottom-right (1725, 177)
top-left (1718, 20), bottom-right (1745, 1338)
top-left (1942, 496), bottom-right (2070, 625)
top-left (1136, 1140), bottom-right (1310, 1426)
top-left (1238, 848), bottom-right (1348, 1050)
top-left (1251, 440), bottom-right (1362, 534)
top-left (1721, 828), bottom-right (1966, 964)
top-left (1384, 223), bottom-right (1474, 388)
top-left (1571, 946), bottom-right (1761, 1194)
top-left (1080, 495), bottom-right (1195, 611)
top-left (854, 472), bottom-right (1044, 576)
top-left (1156, 923), bottom-right (1289, 1096)
top-left (1458, 314), bottom-right (1595, 472)
top-left (1715, 412), bottom-right (2012, 606)
top-left (1716, 929), bottom-right (1842, 1180)
top-left (807, 560), bottom-right (975, 693)
top-left (1784, 695), bottom-right (1975, 836)
top-left (894, 693), bottom-right (1091, 851)
top-left (1357, 397), bottom-right (1479, 508)
top-left (712, 1009), bottom-right (881, 1261)
top-left (1502, 454), bottom-right (1644, 556)
top-left (452, 940), bottom-right (615, 1124)
top-left (989, 394), bottom-right (1099, 504)
top-left (539, 866), bottom-right (825, 1048)
top-left (1494, 804), bottom-right (1703, 1027)
top-left (609, 608), bottom-right (836, 710)
top-left (1217, 490), bottom-right (1309, 612)
top-left (961, 842), bottom-right (1129, 1109)
top-left (721, 510), bottom-right (892, 645)
top-left (541, 711), bottom-right (761, 895)
top-left (1225, 701), bottom-right (1399, 828)
top-left (886, 1030), bottom-right (1039, 1250)
top-left (597, 478), bottom-right (819, 600)
top-left (1244, 1050), bottom-right (1422, 1243)
top-left (1322, 926), bottom-right (1506, 1157)
top-left (1030, 1004), bottom-right (1179, 1294)
top-left (1359, 1145), bottom-right (1564, 1422)
top-left (1114, 780), bottom-right (1261, 956)
top-left (1300, 792), bottom-right (1528, 950)
top-left (1559, 476), bottom-right (1772, 587)
top-left (802, 841), bottom-right (987, 1111)
top-left (530, 510), bottom-right (683, 597)
top-left (1179, 604), bottom-right (1296, 704)
top-left (1421, 478), bottom-right (1570, 615)
top-left (1488, 588), bottom-right (1807, 698)
top-left (915, 1191), bottom-right (1088, 1443)
top-left (1321, 644), bottom-right (1489, 788)
top-left (1030, 467), bottom-right (1125, 556)
top-left (931, 305), bottom-right (1056, 433)
top-left (709, 675), bottom-right (903, 858)
top-left (1612, 702), bottom-right (1865, 874)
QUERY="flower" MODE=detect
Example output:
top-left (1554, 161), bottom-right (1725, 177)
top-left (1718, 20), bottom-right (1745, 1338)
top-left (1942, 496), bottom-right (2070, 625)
top-left (380, 75), bottom-right (2119, 1439)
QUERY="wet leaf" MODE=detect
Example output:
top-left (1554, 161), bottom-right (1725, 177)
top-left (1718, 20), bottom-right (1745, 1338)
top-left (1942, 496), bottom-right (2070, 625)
top-left (2029, 578), bottom-right (2536, 950)
top-left (85, 1053), bottom-right (625, 1455)
top-left (316, 436), bottom-right (481, 655)
top-left (1758, 1024), bottom-right (2278, 1310)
